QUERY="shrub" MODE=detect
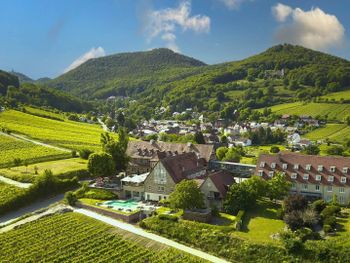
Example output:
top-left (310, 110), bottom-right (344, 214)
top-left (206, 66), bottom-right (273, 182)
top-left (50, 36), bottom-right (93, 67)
top-left (211, 205), bottom-right (219, 217)
top-left (280, 231), bottom-right (304, 254)
top-left (302, 208), bottom-right (318, 227)
top-left (311, 199), bottom-right (327, 214)
top-left (82, 188), bottom-right (117, 200)
top-left (323, 224), bottom-right (332, 233)
top-left (270, 146), bottom-right (280, 153)
top-left (64, 191), bottom-right (77, 206)
top-left (79, 148), bottom-right (93, 160)
top-left (276, 208), bottom-right (284, 219)
top-left (284, 211), bottom-right (304, 230)
top-left (158, 214), bottom-right (178, 222)
top-left (321, 205), bottom-right (341, 219)
top-left (71, 150), bottom-right (77, 158)
top-left (283, 194), bottom-right (308, 213)
top-left (323, 216), bottom-right (336, 228)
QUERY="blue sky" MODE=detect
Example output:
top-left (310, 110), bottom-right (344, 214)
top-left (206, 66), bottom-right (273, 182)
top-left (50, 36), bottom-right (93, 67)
top-left (0, 0), bottom-right (349, 79)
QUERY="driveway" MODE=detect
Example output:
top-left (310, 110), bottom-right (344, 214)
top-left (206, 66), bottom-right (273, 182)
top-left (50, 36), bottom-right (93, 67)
top-left (75, 208), bottom-right (229, 263)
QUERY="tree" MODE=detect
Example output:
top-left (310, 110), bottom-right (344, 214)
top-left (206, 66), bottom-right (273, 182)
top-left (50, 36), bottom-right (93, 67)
top-left (64, 191), bottom-right (77, 206)
top-left (88, 153), bottom-right (115, 178)
top-left (194, 131), bottom-right (205, 144)
top-left (168, 180), bottom-right (204, 210)
top-left (101, 128), bottom-right (129, 171)
top-left (117, 112), bottom-right (125, 126)
top-left (283, 194), bottom-right (308, 214)
top-left (216, 147), bottom-right (228, 160)
top-left (326, 145), bottom-right (344, 156)
top-left (13, 158), bottom-right (22, 167)
top-left (222, 148), bottom-right (241, 162)
top-left (270, 146), bottom-right (280, 153)
top-left (267, 172), bottom-right (291, 202)
top-left (302, 144), bottom-right (320, 155)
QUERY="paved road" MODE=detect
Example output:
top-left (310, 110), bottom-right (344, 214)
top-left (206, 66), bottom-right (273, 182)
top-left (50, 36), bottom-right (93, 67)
top-left (75, 208), bottom-right (229, 263)
top-left (0, 131), bottom-right (71, 152)
top-left (0, 194), bottom-right (64, 226)
top-left (0, 175), bottom-right (32, 188)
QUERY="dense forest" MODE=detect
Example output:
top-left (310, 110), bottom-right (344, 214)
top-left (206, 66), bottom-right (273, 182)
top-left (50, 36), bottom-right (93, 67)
top-left (46, 44), bottom-right (350, 121)
top-left (0, 71), bottom-right (91, 112)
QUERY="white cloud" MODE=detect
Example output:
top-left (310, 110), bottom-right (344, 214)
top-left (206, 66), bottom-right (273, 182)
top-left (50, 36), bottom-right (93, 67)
top-left (272, 3), bottom-right (292, 22)
top-left (144, 1), bottom-right (210, 52)
top-left (272, 3), bottom-right (345, 50)
top-left (64, 47), bottom-right (106, 73)
top-left (219, 0), bottom-right (246, 10)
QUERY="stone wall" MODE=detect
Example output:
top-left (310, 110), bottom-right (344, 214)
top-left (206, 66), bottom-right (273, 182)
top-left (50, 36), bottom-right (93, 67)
top-left (182, 209), bottom-right (212, 223)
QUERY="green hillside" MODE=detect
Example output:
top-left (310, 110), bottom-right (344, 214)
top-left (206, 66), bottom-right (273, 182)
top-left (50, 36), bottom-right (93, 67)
top-left (8, 71), bottom-right (34, 83)
top-left (266, 102), bottom-right (350, 121)
top-left (305, 124), bottom-right (350, 142)
top-left (49, 44), bottom-right (350, 121)
top-left (49, 48), bottom-right (206, 98)
top-left (320, 90), bottom-right (350, 102)
top-left (0, 70), bottom-right (19, 95)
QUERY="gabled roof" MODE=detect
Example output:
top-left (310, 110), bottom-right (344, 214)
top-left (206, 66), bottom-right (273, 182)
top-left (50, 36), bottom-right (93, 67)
top-left (127, 141), bottom-right (214, 162)
top-left (206, 170), bottom-right (235, 198)
top-left (160, 152), bottom-right (206, 183)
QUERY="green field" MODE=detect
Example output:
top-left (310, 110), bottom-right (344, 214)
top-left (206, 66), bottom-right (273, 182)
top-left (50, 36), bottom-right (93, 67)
top-left (0, 133), bottom-right (70, 168)
top-left (233, 200), bottom-right (285, 243)
top-left (0, 212), bottom-right (206, 262)
top-left (0, 182), bottom-right (27, 214)
top-left (24, 106), bottom-right (66, 121)
top-left (265, 102), bottom-right (350, 121)
top-left (241, 145), bottom-right (287, 165)
top-left (320, 90), bottom-right (350, 102)
top-left (0, 110), bottom-right (105, 151)
top-left (0, 158), bottom-right (88, 183)
top-left (305, 124), bottom-right (350, 142)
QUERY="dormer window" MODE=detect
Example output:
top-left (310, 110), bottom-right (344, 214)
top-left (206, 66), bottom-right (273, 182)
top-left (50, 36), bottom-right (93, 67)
top-left (268, 171), bottom-right (274, 177)
top-left (260, 162), bottom-right (265, 168)
top-left (330, 166), bottom-right (336, 173)
top-left (271, 162), bottom-right (276, 169)
top-left (303, 174), bottom-right (309, 180)
top-left (291, 173), bottom-right (297, 179)
top-left (328, 176), bottom-right (334, 182)
top-left (282, 163), bottom-right (288, 170)
top-left (315, 175), bottom-right (322, 181)
top-left (306, 164), bottom-right (311, 171)
top-left (341, 177), bottom-right (347, 183)
top-left (258, 170), bottom-right (263, 177)
top-left (294, 164), bottom-right (299, 170)
top-left (343, 167), bottom-right (349, 174)
top-left (317, 165), bottom-right (323, 172)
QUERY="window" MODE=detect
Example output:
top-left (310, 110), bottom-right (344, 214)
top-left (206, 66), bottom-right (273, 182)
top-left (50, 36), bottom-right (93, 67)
top-left (328, 176), bottom-right (334, 182)
top-left (260, 161), bottom-right (265, 168)
top-left (303, 184), bottom-right (308, 190)
top-left (341, 177), bottom-right (347, 183)
top-left (258, 170), bottom-right (263, 176)
top-left (327, 186), bottom-right (333, 192)
top-left (326, 196), bottom-right (332, 202)
top-left (291, 173), bottom-right (297, 179)
top-left (315, 175), bottom-right (322, 181)
top-left (315, 185), bottom-right (320, 191)
top-left (154, 165), bottom-right (167, 184)
top-left (158, 186), bottom-right (164, 192)
top-left (339, 196), bottom-right (345, 204)
top-left (317, 165), bottom-right (323, 172)
top-left (268, 171), bottom-right (274, 177)
top-left (282, 163), bottom-right (288, 170)
top-left (340, 187), bottom-right (345, 193)
top-left (271, 162), bottom-right (276, 169)
top-left (291, 182), bottom-right (296, 189)
top-left (303, 174), bottom-right (309, 180)
top-left (330, 166), bottom-right (336, 173)
top-left (343, 167), bottom-right (349, 174)
top-left (148, 185), bottom-right (151, 190)
top-left (294, 164), bottom-right (299, 170)
top-left (306, 164), bottom-right (311, 171)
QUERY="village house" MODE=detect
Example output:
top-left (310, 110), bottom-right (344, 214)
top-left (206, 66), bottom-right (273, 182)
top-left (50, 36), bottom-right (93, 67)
top-left (126, 140), bottom-right (215, 174)
top-left (256, 152), bottom-right (350, 204)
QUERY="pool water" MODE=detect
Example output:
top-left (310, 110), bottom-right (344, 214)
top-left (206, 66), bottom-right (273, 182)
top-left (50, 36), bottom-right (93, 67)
top-left (103, 199), bottom-right (139, 210)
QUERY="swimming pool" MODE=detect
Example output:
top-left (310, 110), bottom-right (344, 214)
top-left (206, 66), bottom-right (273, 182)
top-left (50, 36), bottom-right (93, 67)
top-left (102, 199), bottom-right (140, 211)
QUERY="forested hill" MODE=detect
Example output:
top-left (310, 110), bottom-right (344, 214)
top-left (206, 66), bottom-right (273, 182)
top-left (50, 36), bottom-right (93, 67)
top-left (0, 71), bottom-right (91, 112)
top-left (9, 71), bottom-right (34, 83)
top-left (49, 48), bottom-right (206, 97)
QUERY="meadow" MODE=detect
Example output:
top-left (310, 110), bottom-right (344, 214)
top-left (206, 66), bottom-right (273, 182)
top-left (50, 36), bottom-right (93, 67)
top-left (0, 212), bottom-right (206, 263)
top-left (0, 158), bottom-right (88, 183)
top-left (0, 133), bottom-right (70, 168)
top-left (320, 90), bottom-right (350, 102)
top-left (0, 110), bottom-right (105, 151)
top-left (305, 124), bottom-right (350, 142)
top-left (265, 102), bottom-right (350, 121)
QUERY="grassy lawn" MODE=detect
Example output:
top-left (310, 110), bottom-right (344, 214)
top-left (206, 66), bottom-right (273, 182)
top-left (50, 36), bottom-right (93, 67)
top-left (0, 158), bottom-right (87, 182)
top-left (233, 200), bottom-right (285, 243)
top-left (241, 145), bottom-right (287, 165)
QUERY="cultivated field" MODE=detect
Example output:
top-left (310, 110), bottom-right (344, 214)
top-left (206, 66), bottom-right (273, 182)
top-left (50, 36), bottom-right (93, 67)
top-left (0, 133), bottom-right (70, 168)
top-left (305, 124), bottom-right (350, 142)
top-left (0, 158), bottom-right (88, 183)
top-left (265, 102), bottom-right (350, 121)
top-left (0, 212), bottom-right (207, 262)
top-left (0, 182), bottom-right (27, 214)
top-left (320, 90), bottom-right (350, 102)
top-left (0, 110), bottom-right (105, 151)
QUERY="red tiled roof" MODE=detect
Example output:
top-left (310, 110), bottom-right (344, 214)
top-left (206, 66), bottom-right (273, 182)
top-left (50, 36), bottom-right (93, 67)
top-left (207, 170), bottom-right (235, 198)
top-left (256, 152), bottom-right (350, 187)
top-left (160, 152), bottom-right (207, 183)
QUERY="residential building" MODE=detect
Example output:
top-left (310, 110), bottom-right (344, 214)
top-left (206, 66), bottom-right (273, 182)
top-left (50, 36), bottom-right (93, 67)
top-left (121, 172), bottom-right (149, 200)
top-left (126, 140), bottom-right (215, 174)
top-left (256, 152), bottom-right (350, 204)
